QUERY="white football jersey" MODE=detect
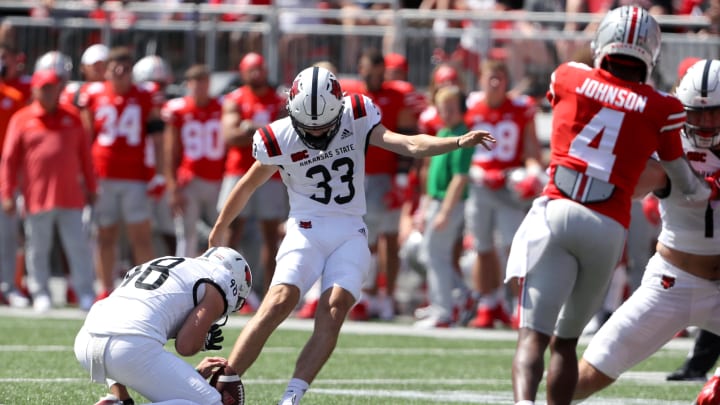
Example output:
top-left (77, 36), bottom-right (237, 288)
top-left (253, 94), bottom-right (382, 218)
top-left (658, 134), bottom-right (720, 255)
top-left (83, 256), bottom-right (237, 344)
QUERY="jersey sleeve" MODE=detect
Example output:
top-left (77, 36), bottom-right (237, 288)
top-left (655, 96), bottom-right (686, 162)
top-left (348, 94), bottom-right (382, 146)
top-left (252, 122), bottom-right (284, 165)
top-left (161, 98), bottom-right (183, 127)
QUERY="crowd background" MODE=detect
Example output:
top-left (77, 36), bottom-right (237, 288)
top-left (0, 0), bottom-right (719, 330)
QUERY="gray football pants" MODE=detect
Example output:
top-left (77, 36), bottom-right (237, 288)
top-left (0, 207), bottom-right (18, 294)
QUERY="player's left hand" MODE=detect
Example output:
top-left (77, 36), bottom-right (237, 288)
top-left (457, 130), bottom-right (495, 151)
top-left (196, 357), bottom-right (228, 379)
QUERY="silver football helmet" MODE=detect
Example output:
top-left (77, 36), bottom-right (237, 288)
top-left (200, 247), bottom-right (253, 314)
top-left (675, 59), bottom-right (720, 149)
top-left (591, 6), bottom-right (661, 82)
top-left (132, 55), bottom-right (173, 85)
top-left (34, 51), bottom-right (73, 81)
top-left (287, 66), bottom-right (345, 150)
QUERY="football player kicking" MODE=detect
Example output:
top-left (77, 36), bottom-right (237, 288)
top-left (209, 66), bottom-right (495, 405)
top-left (573, 59), bottom-right (720, 402)
top-left (506, 6), bottom-right (713, 405)
top-left (74, 247), bottom-right (252, 405)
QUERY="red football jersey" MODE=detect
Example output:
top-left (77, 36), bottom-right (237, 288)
top-left (162, 96), bottom-right (225, 182)
top-left (543, 62), bottom-right (685, 228)
top-left (79, 81), bottom-right (161, 180)
top-left (4, 75), bottom-right (32, 104)
top-left (418, 105), bottom-right (444, 136)
top-left (223, 85), bottom-right (285, 176)
top-left (465, 93), bottom-right (536, 170)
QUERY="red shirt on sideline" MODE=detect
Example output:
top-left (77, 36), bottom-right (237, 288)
top-left (0, 102), bottom-right (97, 215)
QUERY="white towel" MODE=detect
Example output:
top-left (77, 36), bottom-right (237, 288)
top-left (505, 196), bottom-right (551, 283)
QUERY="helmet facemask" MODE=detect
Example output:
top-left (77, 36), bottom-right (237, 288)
top-left (289, 104), bottom-right (344, 150)
top-left (684, 108), bottom-right (720, 149)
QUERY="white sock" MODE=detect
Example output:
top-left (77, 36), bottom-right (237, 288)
top-left (281, 378), bottom-right (309, 402)
top-left (515, 401), bottom-right (534, 405)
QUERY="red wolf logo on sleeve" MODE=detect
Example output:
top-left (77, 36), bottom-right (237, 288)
top-left (660, 275), bottom-right (676, 290)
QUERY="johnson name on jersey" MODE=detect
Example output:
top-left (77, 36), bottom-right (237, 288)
top-left (252, 94), bottom-right (382, 218)
top-left (658, 135), bottom-right (720, 255)
top-left (83, 256), bottom-right (237, 344)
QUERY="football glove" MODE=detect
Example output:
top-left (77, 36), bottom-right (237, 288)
top-left (146, 174), bottom-right (166, 200)
top-left (482, 169), bottom-right (506, 190)
top-left (203, 323), bottom-right (224, 351)
top-left (706, 171), bottom-right (720, 201)
top-left (641, 195), bottom-right (661, 226)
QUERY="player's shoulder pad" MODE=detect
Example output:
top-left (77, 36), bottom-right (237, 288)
top-left (85, 81), bottom-right (105, 95)
top-left (346, 93), bottom-right (381, 123)
top-left (252, 119), bottom-right (286, 163)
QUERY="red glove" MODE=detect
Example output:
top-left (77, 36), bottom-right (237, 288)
top-left (696, 375), bottom-right (720, 405)
top-left (147, 174), bottom-right (166, 200)
top-left (706, 174), bottom-right (720, 201)
top-left (513, 175), bottom-right (543, 200)
top-left (641, 195), bottom-right (661, 226)
top-left (483, 169), bottom-right (506, 190)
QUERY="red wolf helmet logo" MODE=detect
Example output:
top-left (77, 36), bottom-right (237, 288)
top-left (329, 77), bottom-right (343, 100)
top-left (289, 77), bottom-right (301, 99)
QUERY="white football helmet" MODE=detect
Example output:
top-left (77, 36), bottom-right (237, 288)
top-left (34, 51), bottom-right (73, 81)
top-left (591, 5), bottom-right (661, 82)
top-left (200, 247), bottom-right (253, 314)
top-left (675, 59), bottom-right (720, 148)
top-left (287, 66), bottom-right (345, 150)
top-left (132, 55), bottom-right (173, 85)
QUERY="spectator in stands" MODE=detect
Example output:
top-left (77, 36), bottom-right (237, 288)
top-left (78, 46), bottom-right (163, 300)
top-left (1, 69), bottom-right (97, 312)
top-left (414, 85), bottom-right (474, 328)
top-left (464, 59), bottom-right (543, 329)
top-left (0, 42), bottom-right (29, 308)
top-left (163, 64), bottom-right (226, 257)
top-left (218, 52), bottom-right (287, 300)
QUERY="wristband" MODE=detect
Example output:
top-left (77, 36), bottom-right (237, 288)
top-left (456, 137), bottom-right (461, 148)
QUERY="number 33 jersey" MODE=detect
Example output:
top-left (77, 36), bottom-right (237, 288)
top-left (543, 62), bottom-right (686, 228)
top-left (83, 257), bottom-right (237, 344)
top-left (253, 94), bottom-right (382, 218)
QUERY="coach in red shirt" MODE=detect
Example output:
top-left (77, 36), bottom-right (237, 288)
top-left (0, 69), bottom-right (97, 312)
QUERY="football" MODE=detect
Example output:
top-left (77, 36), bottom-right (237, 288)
top-left (209, 365), bottom-right (245, 405)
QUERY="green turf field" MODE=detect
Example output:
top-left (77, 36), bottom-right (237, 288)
top-left (0, 310), bottom-right (705, 404)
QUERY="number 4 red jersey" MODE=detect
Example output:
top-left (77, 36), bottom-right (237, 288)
top-left (162, 96), bottom-right (225, 183)
top-left (79, 81), bottom-right (162, 181)
top-left (543, 62), bottom-right (686, 228)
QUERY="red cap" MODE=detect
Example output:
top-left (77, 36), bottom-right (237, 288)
top-left (433, 65), bottom-right (458, 85)
top-left (677, 57), bottom-right (702, 80)
top-left (31, 69), bottom-right (61, 88)
top-left (384, 53), bottom-right (408, 73)
top-left (239, 52), bottom-right (265, 72)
